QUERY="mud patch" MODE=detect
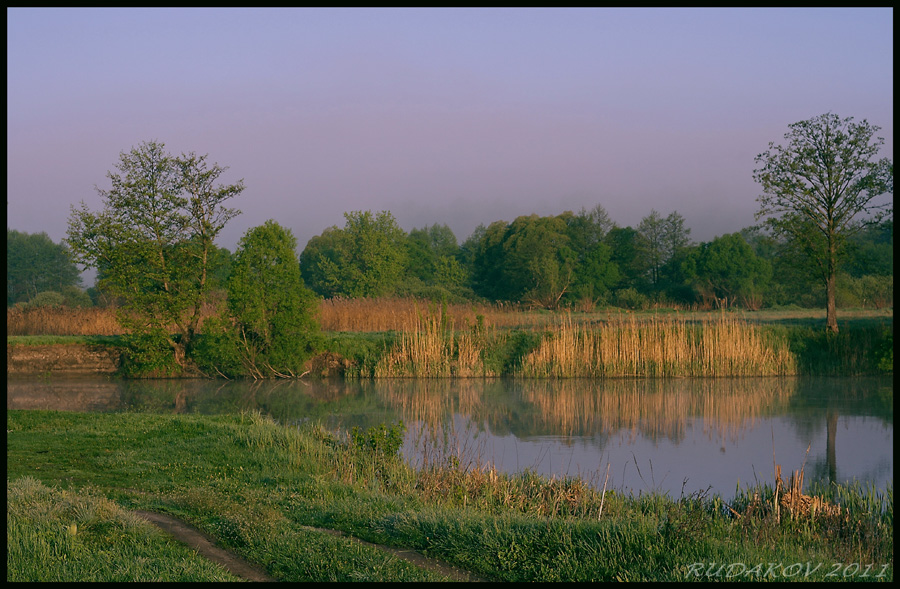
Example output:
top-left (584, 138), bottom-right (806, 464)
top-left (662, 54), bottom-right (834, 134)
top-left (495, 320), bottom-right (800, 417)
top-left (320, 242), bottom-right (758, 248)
top-left (133, 510), bottom-right (485, 582)
top-left (133, 510), bottom-right (276, 582)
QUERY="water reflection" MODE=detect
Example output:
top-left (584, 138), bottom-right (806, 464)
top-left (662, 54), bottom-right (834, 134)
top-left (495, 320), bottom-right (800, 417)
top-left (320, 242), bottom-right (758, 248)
top-left (7, 375), bottom-right (892, 499)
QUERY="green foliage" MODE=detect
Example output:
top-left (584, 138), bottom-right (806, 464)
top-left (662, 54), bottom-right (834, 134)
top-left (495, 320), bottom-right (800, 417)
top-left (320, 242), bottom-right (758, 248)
top-left (467, 214), bottom-right (578, 308)
top-left (406, 224), bottom-right (460, 284)
top-left (300, 210), bottom-right (408, 298)
top-left (682, 233), bottom-right (772, 309)
top-left (568, 241), bottom-right (620, 306)
top-left (613, 287), bottom-right (649, 310)
top-left (7, 229), bottom-right (82, 306)
top-left (350, 421), bottom-right (406, 458)
top-left (482, 329), bottom-right (544, 374)
top-left (59, 285), bottom-right (93, 307)
top-left (468, 221), bottom-right (509, 301)
top-left (842, 219), bottom-right (893, 277)
top-left (26, 291), bottom-right (66, 308)
top-left (196, 221), bottom-right (320, 378)
top-left (65, 140), bottom-right (243, 372)
top-left (604, 226), bottom-right (651, 293)
top-left (837, 273), bottom-right (894, 309)
top-left (119, 326), bottom-right (180, 378)
top-left (876, 328), bottom-right (893, 373)
top-left (754, 113), bottom-right (893, 332)
top-left (636, 209), bottom-right (692, 290)
top-left (561, 204), bottom-right (613, 259)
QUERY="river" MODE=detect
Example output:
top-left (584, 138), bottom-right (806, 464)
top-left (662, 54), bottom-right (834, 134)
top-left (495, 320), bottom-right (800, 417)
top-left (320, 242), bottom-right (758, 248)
top-left (7, 375), bottom-right (893, 499)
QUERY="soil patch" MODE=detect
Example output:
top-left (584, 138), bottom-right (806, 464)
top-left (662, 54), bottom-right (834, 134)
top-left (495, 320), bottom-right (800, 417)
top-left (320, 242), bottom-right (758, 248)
top-left (133, 510), bottom-right (276, 582)
top-left (133, 510), bottom-right (485, 582)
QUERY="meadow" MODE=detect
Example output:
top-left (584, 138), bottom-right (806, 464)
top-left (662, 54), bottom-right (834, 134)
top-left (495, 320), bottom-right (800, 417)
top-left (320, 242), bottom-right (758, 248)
top-left (6, 410), bottom-right (894, 582)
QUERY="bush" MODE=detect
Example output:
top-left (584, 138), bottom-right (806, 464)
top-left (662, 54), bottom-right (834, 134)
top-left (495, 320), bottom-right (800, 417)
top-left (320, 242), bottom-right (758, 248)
top-left (613, 288), bottom-right (648, 311)
top-left (27, 291), bottom-right (65, 308)
top-left (60, 285), bottom-right (93, 308)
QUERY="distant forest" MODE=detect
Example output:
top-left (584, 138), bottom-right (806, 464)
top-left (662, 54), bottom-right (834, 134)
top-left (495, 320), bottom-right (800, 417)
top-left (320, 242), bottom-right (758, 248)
top-left (7, 206), bottom-right (893, 312)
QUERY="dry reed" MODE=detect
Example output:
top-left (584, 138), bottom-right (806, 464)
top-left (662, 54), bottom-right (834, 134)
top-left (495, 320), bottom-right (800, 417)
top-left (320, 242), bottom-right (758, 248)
top-left (518, 313), bottom-right (797, 377)
top-left (6, 306), bottom-right (126, 336)
top-left (373, 311), bottom-right (498, 377)
top-left (317, 297), bottom-right (543, 332)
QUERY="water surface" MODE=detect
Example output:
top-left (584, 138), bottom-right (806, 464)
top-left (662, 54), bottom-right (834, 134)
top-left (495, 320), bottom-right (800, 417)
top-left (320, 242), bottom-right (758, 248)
top-left (8, 375), bottom-right (892, 499)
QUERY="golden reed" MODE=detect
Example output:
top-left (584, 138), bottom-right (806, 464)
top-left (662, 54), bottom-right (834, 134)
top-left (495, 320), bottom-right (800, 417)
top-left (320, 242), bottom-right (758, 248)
top-left (6, 297), bottom-right (546, 336)
top-left (373, 311), bottom-right (498, 377)
top-left (518, 314), bottom-right (797, 377)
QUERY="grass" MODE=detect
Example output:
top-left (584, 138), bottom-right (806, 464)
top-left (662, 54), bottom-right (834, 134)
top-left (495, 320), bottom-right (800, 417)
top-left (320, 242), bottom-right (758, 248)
top-left (7, 477), bottom-right (240, 582)
top-left (7, 410), bottom-right (893, 582)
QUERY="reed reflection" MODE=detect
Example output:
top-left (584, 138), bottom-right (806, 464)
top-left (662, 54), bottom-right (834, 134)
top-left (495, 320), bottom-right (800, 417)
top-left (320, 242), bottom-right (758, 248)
top-left (372, 377), bottom-right (796, 447)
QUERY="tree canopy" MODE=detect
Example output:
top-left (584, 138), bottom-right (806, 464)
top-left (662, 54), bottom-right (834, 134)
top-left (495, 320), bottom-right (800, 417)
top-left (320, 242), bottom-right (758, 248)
top-left (197, 221), bottom-right (319, 379)
top-left (65, 140), bottom-right (243, 374)
top-left (7, 229), bottom-right (82, 306)
top-left (300, 210), bottom-right (408, 299)
top-left (753, 113), bottom-right (893, 332)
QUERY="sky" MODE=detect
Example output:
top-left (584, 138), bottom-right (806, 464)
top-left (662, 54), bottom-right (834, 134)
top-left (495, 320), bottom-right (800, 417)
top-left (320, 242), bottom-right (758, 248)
top-left (7, 7), bottom-right (894, 269)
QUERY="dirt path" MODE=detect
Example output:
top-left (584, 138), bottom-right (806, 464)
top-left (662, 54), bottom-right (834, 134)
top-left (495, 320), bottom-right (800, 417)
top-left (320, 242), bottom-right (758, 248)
top-left (133, 510), bottom-right (485, 582)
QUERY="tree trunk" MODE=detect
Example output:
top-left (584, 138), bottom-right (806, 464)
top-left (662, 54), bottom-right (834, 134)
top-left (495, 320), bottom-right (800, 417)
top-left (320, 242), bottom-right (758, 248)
top-left (825, 244), bottom-right (839, 333)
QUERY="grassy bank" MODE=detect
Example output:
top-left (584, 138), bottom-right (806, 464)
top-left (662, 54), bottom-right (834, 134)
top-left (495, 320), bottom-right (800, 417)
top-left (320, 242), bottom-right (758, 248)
top-left (7, 410), bottom-right (893, 582)
top-left (7, 306), bottom-right (893, 377)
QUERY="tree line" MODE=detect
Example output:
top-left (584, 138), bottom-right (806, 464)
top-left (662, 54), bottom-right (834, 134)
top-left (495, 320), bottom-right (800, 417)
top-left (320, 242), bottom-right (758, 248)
top-left (5, 113), bottom-right (893, 376)
top-left (11, 206), bottom-right (891, 315)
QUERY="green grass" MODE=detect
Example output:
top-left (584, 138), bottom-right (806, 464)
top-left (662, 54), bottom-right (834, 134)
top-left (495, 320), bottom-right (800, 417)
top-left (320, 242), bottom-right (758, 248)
top-left (7, 476), bottom-right (240, 582)
top-left (7, 410), bottom-right (893, 582)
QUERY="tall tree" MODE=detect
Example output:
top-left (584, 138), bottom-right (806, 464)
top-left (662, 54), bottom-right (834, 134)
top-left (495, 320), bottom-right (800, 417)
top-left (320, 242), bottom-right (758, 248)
top-left (604, 226), bottom-right (650, 293)
top-left (7, 229), bottom-right (82, 305)
top-left (682, 233), bottom-right (773, 310)
top-left (66, 140), bottom-right (243, 374)
top-left (502, 214), bottom-right (575, 309)
top-left (467, 220), bottom-right (509, 301)
top-left (563, 204), bottom-right (613, 259)
top-left (753, 113), bottom-right (892, 332)
top-left (637, 210), bottom-right (693, 291)
top-left (299, 210), bottom-right (407, 298)
top-left (198, 221), bottom-right (319, 379)
top-left (406, 223), bottom-right (459, 284)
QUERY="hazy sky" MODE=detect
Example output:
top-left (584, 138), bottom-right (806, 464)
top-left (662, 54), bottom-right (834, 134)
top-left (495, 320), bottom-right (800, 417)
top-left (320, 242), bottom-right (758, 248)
top-left (7, 7), bottom-right (894, 258)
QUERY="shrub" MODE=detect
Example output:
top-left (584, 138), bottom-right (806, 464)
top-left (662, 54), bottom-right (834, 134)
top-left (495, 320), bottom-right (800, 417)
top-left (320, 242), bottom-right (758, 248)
top-left (27, 291), bottom-right (65, 308)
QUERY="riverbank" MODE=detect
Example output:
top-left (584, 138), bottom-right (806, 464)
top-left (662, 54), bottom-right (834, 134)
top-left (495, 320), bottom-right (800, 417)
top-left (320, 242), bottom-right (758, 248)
top-left (7, 410), bottom-right (893, 582)
top-left (7, 313), bottom-right (893, 378)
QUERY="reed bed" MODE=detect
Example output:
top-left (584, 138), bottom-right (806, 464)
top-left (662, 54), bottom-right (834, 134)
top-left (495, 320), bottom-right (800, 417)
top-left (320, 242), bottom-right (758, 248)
top-left (6, 304), bottom-right (221, 337)
top-left (518, 314), bottom-right (798, 377)
top-left (7, 306), bottom-right (126, 336)
top-left (318, 297), bottom-right (545, 332)
top-left (7, 297), bottom-right (538, 336)
top-left (373, 312), bottom-right (498, 377)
